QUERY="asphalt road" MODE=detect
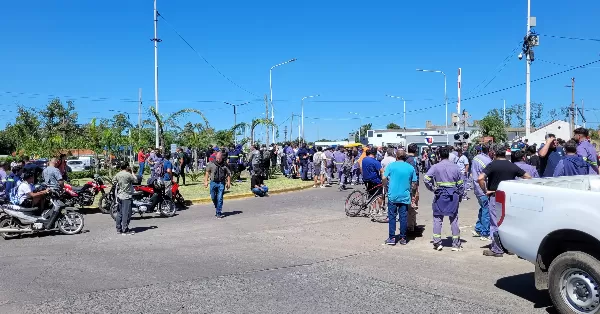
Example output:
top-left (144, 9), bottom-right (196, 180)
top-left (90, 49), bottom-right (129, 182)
top-left (0, 182), bottom-right (555, 314)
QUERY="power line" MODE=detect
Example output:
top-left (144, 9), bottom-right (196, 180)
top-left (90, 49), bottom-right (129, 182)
top-left (157, 13), bottom-right (261, 98)
top-left (464, 42), bottom-right (522, 97)
top-left (306, 58), bottom-right (600, 121)
top-left (540, 34), bottom-right (600, 43)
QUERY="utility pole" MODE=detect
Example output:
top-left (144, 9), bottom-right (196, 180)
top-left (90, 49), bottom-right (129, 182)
top-left (264, 94), bottom-right (270, 146)
top-left (284, 126), bottom-right (288, 142)
top-left (582, 99), bottom-right (586, 128)
top-left (525, 0), bottom-right (531, 137)
top-left (233, 105), bottom-right (237, 145)
top-left (138, 88), bottom-right (142, 144)
top-left (521, 0), bottom-right (538, 137)
top-left (569, 77), bottom-right (575, 134)
top-left (503, 99), bottom-right (506, 126)
top-left (290, 113), bottom-right (294, 143)
top-left (152, 0), bottom-right (162, 149)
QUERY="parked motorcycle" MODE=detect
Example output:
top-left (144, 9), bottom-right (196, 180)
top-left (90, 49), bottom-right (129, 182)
top-left (108, 178), bottom-right (177, 220)
top-left (63, 175), bottom-right (108, 209)
top-left (0, 185), bottom-right (85, 239)
top-left (135, 180), bottom-right (185, 207)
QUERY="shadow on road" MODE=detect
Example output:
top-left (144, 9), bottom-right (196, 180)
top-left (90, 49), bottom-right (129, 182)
top-left (495, 272), bottom-right (556, 313)
top-left (222, 210), bottom-right (243, 218)
top-left (130, 226), bottom-right (158, 233)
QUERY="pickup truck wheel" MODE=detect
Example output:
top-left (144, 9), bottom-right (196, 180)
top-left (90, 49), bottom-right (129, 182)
top-left (548, 251), bottom-right (600, 314)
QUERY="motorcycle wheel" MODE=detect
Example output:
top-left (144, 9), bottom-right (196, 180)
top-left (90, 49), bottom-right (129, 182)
top-left (0, 217), bottom-right (20, 240)
top-left (57, 211), bottom-right (85, 235)
top-left (110, 201), bottom-right (119, 221)
top-left (98, 194), bottom-right (112, 214)
top-left (159, 200), bottom-right (177, 217)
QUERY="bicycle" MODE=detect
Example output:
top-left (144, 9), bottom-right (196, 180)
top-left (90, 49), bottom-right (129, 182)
top-left (344, 183), bottom-right (388, 223)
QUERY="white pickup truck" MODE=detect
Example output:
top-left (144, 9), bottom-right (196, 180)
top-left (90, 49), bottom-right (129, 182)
top-left (495, 175), bottom-right (600, 314)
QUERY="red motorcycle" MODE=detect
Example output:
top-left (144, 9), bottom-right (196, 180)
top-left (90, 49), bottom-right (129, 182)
top-left (63, 175), bottom-right (108, 209)
top-left (134, 180), bottom-right (185, 207)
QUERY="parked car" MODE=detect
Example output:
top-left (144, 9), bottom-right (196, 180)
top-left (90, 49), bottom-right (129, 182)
top-left (495, 176), bottom-right (600, 314)
top-left (32, 158), bottom-right (48, 170)
top-left (66, 160), bottom-right (86, 172)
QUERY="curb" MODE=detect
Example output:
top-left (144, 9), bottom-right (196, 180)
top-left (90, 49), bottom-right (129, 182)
top-left (189, 183), bottom-right (315, 205)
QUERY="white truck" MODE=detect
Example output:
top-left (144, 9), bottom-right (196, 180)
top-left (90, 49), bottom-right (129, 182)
top-left (495, 175), bottom-right (600, 314)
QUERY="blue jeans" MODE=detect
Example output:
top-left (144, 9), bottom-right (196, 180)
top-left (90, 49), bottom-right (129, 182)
top-left (209, 181), bottom-right (225, 215)
top-left (251, 186), bottom-right (269, 197)
top-left (138, 162), bottom-right (145, 177)
top-left (388, 202), bottom-right (408, 239)
top-left (474, 195), bottom-right (490, 236)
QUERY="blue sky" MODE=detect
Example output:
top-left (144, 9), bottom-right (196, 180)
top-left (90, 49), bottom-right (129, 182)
top-left (1, 0), bottom-right (599, 141)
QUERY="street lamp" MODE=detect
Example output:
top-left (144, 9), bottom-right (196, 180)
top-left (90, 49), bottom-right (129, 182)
top-left (386, 95), bottom-right (407, 129)
top-left (224, 101), bottom-right (250, 145)
top-left (301, 94), bottom-right (319, 143)
top-left (416, 69), bottom-right (448, 144)
top-left (349, 112), bottom-right (362, 143)
top-left (270, 58), bottom-right (297, 144)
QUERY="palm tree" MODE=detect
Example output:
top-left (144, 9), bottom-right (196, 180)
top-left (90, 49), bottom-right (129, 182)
top-left (149, 107), bottom-right (209, 149)
top-left (250, 118), bottom-right (276, 146)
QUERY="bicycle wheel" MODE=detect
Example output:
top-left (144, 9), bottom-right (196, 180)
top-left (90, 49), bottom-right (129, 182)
top-left (344, 190), bottom-right (365, 217)
top-left (369, 194), bottom-right (389, 223)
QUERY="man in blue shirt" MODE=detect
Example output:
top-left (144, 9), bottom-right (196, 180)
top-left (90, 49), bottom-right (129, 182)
top-left (361, 148), bottom-right (383, 197)
top-left (383, 149), bottom-right (418, 246)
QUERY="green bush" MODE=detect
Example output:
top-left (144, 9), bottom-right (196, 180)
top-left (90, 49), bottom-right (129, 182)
top-left (68, 169), bottom-right (110, 180)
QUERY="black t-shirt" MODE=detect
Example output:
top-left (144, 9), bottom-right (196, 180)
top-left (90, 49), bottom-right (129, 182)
top-left (528, 155), bottom-right (540, 170)
top-left (482, 159), bottom-right (526, 191)
top-left (251, 175), bottom-right (264, 189)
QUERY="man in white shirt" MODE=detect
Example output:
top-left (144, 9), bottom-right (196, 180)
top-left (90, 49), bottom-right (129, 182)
top-left (17, 171), bottom-right (48, 207)
top-left (381, 148), bottom-right (397, 171)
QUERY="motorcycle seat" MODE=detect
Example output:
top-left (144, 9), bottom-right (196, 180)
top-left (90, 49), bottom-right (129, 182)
top-left (7, 204), bottom-right (39, 213)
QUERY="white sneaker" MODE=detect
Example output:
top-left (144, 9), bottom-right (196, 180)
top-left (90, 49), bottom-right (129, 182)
top-left (480, 236), bottom-right (492, 241)
top-left (471, 230), bottom-right (481, 237)
top-left (312, 185), bottom-right (317, 188)
top-left (451, 246), bottom-right (463, 252)
top-left (320, 185), bottom-right (325, 189)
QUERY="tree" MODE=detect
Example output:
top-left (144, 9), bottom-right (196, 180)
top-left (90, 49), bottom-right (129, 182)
top-left (250, 118), bottom-right (276, 145)
top-left (354, 123), bottom-right (372, 142)
top-left (386, 122), bottom-right (401, 130)
top-left (149, 107), bottom-right (209, 149)
top-left (505, 102), bottom-right (544, 128)
top-left (478, 109), bottom-right (507, 143)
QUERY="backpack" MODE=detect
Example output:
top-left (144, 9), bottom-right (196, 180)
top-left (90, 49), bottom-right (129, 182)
top-left (9, 180), bottom-right (23, 205)
top-left (153, 158), bottom-right (165, 178)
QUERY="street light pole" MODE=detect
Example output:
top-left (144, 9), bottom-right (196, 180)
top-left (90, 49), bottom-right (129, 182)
top-left (301, 94), bottom-right (319, 143)
top-left (224, 101), bottom-right (250, 145)
top-left (416, 69), bottom-right (448, 144)
top-left (349, 112), bottom-right (362, 143)
top-left (152, 0), bottom-right (162, 149)
top-left (386, 95), bottom-right (407, 129)
top-left (269, 58), bottom-right (297, 144)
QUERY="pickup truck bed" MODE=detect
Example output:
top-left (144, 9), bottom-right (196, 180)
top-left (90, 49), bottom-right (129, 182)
top-left (496, 175), bottom-right (600, 314)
